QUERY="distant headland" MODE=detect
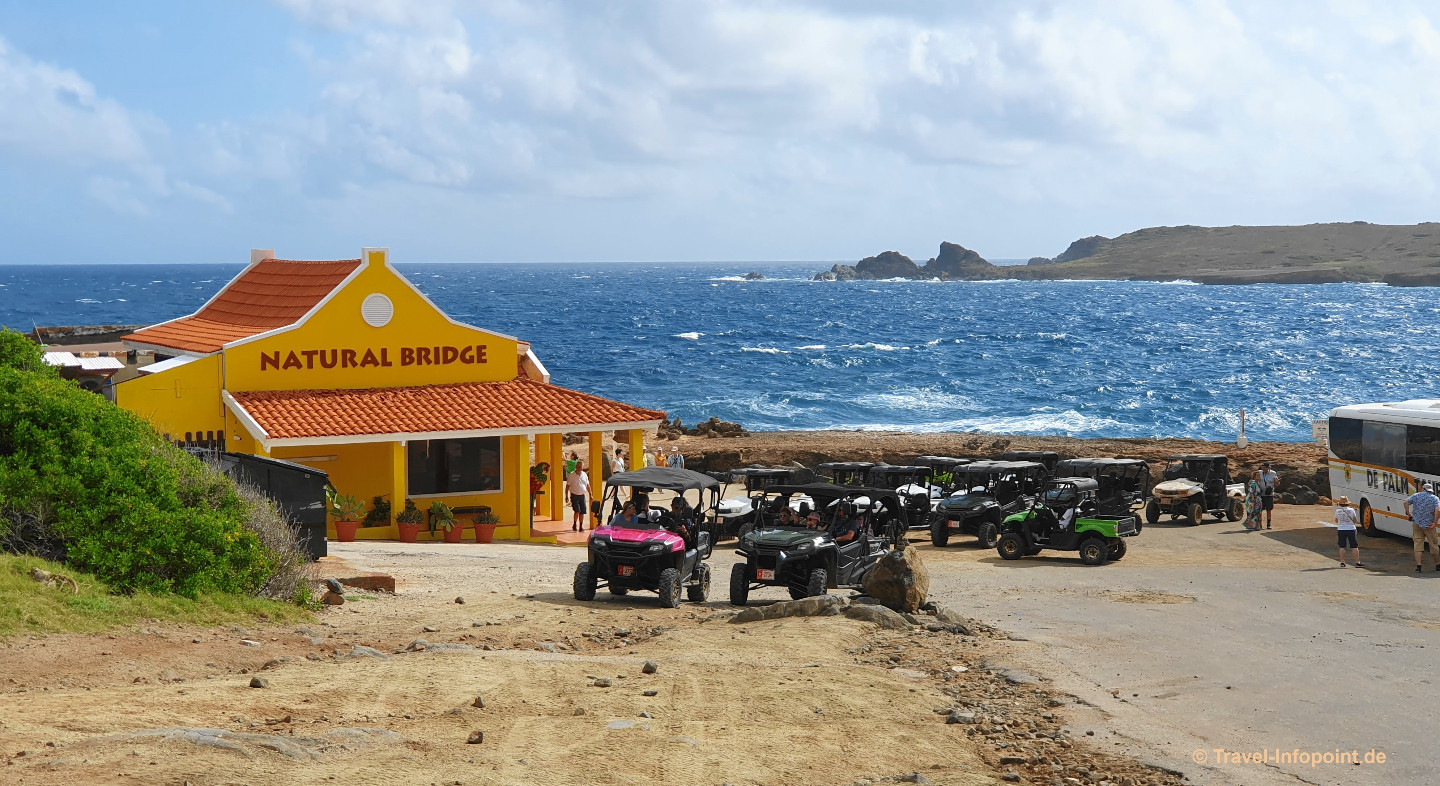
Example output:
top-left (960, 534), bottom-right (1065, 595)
top-left (813, 222), bottom-right (1440, 285)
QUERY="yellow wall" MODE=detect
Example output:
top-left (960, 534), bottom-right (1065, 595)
top-left (223, 250), bottom-right (520, 393)
top-left (114, 355), bottom-right (225, 443)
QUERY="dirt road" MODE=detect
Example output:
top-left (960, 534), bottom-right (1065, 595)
top-left (914, 505), bottom-right (1440, 786)
top-left (2, 504), bottom-right (1435, 785)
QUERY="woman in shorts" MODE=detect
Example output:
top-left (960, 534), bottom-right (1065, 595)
top-left (1334, 495), bottom-right (1363, 568)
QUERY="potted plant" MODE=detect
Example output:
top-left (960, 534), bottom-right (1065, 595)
top-left (396, 499), bottom-right (424, 542)
top-left (529, 462), bottom-right (550, 518)
top-left (361, 495), bottom-right (391, 530)
top-left (473, 509), bottom-right (500, 543)
top-left (326, 486), bottom-right (367, 542)
top-left (429, 501), bottom-right (461, 543)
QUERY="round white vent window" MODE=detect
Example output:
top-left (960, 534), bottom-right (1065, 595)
top-left (361, 293), bottom-right (394, 327)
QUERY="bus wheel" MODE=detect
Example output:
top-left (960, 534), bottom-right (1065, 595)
top-left (1360, 500), bottom-right (1383, 538)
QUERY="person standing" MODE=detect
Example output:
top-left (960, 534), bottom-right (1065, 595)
top-left (1258, 462), bottom-right (1279, 529)
top-left (670, 446), bottom-right (685, 469)
top-left (1333, 496), bottom-right (1363, 567)
top-left (655, 449), bottom-right (668, 468)
top-left (565, 451), bottom-right (578, 477)
top-left (643, 448), bottom-right (655, 468)
top-left (1243, 470), bottom-right (1264, 531)
top-left (612, 448), bottom-right (625, 475)
top-left (1405, 482), bottom-right (1440, 573)
top-left (566, 460), bottom-right (591, 532)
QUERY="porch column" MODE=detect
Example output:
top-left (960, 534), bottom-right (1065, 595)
top-left (587, 431), bottom-right (605, 525)
top-left (628, 429), bottom-right (645, 471)
top-left (390, 441), bottom-right (406, 536)
top-left (535, 433), bottom-right (551, 518)
top-left (549, 432), bottom-right (565, 521)
top-left (516, 434), bottom-right (534, 540)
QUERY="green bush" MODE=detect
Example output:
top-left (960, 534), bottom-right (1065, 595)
top-left (0, 327), bottom-right (55, 376)
top-left (0, 366), bottom-right (281, 598)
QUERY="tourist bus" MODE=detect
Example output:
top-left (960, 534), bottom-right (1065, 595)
top-left (1325, 401), bottom-right (1440, 536)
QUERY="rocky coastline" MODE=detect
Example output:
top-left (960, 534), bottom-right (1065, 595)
top-left (812, 221), bottom-right (1440, 285)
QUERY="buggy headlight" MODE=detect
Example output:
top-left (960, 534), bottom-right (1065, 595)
top-left (647, 542), bottom-right (666, 553)
top-left (591, 538), bottom-right (608, 550)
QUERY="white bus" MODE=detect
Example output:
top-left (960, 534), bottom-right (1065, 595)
top-left (1326, 400), bottom-right (1440, 537)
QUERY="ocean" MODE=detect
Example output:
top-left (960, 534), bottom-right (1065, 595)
top-left (1, 262), bottom-right (1432, 443)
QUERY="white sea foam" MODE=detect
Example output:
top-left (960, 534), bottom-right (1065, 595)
top-left (844, 342), bottom-right (905, 351)
top-left (1157, 279), bottom-right (1201, 285)
top-left (741, 347), bottom-right (787, 354)
top-left (75, 298), bottom-right (101, 304)
top-left (674, 332), bottom-right (703, 340)
top-left (709, 276), bottom-right (750, 282)
top-left (795, 344), bottom-right (826, 351)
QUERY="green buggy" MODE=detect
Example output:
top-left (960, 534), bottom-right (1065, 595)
top-left (996, 478), bottom-right (1139, 566)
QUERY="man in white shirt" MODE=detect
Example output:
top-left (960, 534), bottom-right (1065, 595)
top-left (1258, 462), bottom-right (1280, 529)
top-left (566, 461), bottom-right (591, 532)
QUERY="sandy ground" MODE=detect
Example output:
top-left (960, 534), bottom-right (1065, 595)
top-left (2, 503), bottom-right (1434, 785)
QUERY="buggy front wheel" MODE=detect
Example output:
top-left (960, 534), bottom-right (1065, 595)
top-left (929, 514), bottom-right (951, 547)
top-left (573, 562), bottom-right (597, 601)
top-left (1185, 500), bottom-right (1205, 526)
top-left (805, 567), bottom-right (828, 598)
top-left (1144, 500), bottom-right (1160, 524)
top-left (728, 563), bottom-right (750, 606)
top-left (976, 520), bottom-right (1000, 549)
top-left (1078, 538), bottom-right (1109, 566)
top-left (997, 532), bottom-right (1026, 561)
top-left (657, 568), bottom-right (682, 608)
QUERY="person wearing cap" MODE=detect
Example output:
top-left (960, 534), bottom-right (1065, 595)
top-left (1257, 462), bottom-right (1279, 529)
top-left (1333, 496), bottom-right (1363, 568)
top-left (805, 511), bottom-right (823, 530)
top-left (669, 446), bottom-right (685, 469)
top-left (1405, 482), bottom-right (1440, 573)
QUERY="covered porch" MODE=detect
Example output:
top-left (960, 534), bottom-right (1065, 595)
top-left (221, 378), bottom-right (663, 543)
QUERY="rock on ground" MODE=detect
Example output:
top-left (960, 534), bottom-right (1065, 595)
top-left (728, 594), bottom-right (847, 624)
top-left (841, 604), bottom-right (911, 630)
top-left (861, 547), bottom-right (930, 613)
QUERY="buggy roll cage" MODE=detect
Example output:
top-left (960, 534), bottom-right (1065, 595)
top-left (603, 467), bottom-right (721, 530)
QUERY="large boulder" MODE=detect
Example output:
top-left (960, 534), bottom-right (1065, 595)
top-left (861, 547), bottom-right (930, 613)
top-left (842, 603), bottom-right (910, 630)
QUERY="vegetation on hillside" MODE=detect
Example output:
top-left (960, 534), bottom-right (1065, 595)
top-left (0, 328), bottom-right (311, 602)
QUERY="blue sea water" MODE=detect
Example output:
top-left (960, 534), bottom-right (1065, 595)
top-left (2, 262), bottom-right (1435, 443)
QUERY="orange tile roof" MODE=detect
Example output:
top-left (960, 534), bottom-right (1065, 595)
top-left (229, 378), bottom-right (666, 440)
top-left (124, 258), bottom-right (362, 353)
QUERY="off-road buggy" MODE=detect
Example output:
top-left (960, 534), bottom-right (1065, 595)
top-left (1054, 458), bottom-right (1151, 516)
top-left (714, 467), bottom-right (798, 539)
top-left (1000, 450), bottom-right (1061, 477)
top-left (817, 461), bottom-right (875, 487)
top-left (1145, 454), bottom-right (1245, 526)
top-left (928, 460), bottom-right (1048, 548)
top-left (996, 478), bottom-right (1140, 565)
top-left (730, 483), bottom-right (902, 605)
top-left (573, 467), bottom-right (719, 608)
top-left (914, 456), bottom-right (973, 497)
top-left (865, 464), bottom-right (935, 530)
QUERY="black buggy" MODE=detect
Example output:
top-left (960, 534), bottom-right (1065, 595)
top-left (714, 466), bottom-right (796, 539)
top-left (1054, 458), bottom-right (1152, 516)
top-left (1000, 450), bottom-right (1061, 477)
top-left (817, 461), bottom-right (875, 487)
top-left (730, 483), bottom-right (900, 605)
top-left (865, 464), bottom-right (935, 530)
top-left (928, 460), bottom-right (1048, 548)
top-left (914, 456), bottom-right (973, 497)
top-left (573, 467), bottom-right (719, 608)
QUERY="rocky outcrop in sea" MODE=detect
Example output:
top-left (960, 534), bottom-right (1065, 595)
top-left (812, 242), bottom-right (999, 281)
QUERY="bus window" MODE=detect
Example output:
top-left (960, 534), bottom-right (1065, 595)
top-left (1329, 417), bottom-right (1363, 462)
top-left (1362, 421), bottom-right (1406, 470)
top-left (1408, 425), bottom-right (1440, 475)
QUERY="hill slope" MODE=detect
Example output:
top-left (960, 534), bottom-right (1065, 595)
top-left (1019, 222), bottom-right (1440, 284)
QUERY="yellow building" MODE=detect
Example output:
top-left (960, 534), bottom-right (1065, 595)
top-left (117, 248), bottom-right (661, 544)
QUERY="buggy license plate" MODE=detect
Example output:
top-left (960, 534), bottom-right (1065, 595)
top-left (617, 565), bottom-right (635, 577)
top-left (756, 569), bottom-right (775, 580)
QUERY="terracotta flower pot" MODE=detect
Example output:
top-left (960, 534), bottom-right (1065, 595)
top-left (334, 520), bottom-right (359, 542)
top-left (442, 525), bottom-right (463, 543)
top-left (397, 522), bottom-right (421, 543)
top-left (475, 523), bottom-right (497, 543)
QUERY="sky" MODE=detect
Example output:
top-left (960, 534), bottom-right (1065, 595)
top-left (4, 1), bottom-right (1440, 264)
